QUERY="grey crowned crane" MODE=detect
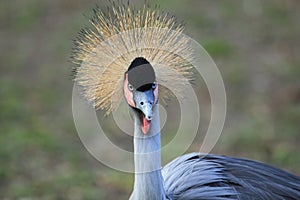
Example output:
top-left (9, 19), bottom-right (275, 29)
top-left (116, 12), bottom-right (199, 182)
top-left (71, 3), bottom-right (300, 200)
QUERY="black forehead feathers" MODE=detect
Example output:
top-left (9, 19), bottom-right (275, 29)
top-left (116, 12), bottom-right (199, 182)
top-left (126, 57), bottom-right (156, 91)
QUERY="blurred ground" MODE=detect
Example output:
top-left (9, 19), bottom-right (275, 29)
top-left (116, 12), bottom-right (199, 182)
top-left (0, 0), bottom-right (299, 199)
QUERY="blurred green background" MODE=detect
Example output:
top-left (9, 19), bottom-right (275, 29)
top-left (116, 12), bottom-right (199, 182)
top-left (1, 0), bottom-right (299, 199)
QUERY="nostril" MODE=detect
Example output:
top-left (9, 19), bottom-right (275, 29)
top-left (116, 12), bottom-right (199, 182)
top-left (140, 102), bottom-right (144, 105)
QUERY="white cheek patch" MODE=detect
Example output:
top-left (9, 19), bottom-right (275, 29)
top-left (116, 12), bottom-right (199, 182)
top-left (124, 74), bottom-right (135, 107)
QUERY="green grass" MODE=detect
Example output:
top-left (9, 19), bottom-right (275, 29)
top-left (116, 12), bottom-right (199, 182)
top-left (203, 39), bottom-right (233, 57)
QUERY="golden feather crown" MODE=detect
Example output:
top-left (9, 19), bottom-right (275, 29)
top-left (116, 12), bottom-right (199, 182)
top-left (71, 4), bottom-right (195, 114)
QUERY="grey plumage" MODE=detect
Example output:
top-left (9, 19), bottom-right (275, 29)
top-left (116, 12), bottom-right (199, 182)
top-left (162, 153), bottom-right (300, 200)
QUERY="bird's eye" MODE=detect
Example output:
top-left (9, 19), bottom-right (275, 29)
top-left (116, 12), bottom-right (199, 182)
top-left (152, 82), bottom-right (157, 89)
top-left (128, 84), bottom-right (134, 91)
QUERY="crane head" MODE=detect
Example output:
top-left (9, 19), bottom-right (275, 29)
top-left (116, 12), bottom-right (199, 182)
top-left (124, 57), bottom-right (158, 134)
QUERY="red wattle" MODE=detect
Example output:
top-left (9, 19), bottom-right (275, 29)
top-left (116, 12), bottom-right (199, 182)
top-left (141, 115), bottom-right (151, 134)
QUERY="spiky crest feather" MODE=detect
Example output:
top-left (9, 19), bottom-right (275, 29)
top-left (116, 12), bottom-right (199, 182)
top-left (71, 3), bottom-right (194, 114)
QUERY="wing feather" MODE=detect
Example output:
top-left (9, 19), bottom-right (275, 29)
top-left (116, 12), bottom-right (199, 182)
top-left (162, 153), bottom-right (300, 200)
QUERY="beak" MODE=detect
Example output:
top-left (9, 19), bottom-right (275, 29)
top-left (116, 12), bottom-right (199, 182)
top-left (133, 90), bottom-right (154, 134)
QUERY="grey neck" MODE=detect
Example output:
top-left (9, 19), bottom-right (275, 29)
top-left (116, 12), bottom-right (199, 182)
top-left (129, 105), bottom-right (167, 200)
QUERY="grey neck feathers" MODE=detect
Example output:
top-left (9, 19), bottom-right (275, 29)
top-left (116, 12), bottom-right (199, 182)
top-left (130, 105), bottom-right (167, 200)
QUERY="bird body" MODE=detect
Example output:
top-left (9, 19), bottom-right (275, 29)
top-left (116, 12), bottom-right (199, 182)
top-left (128, 95), bottom-right (300, 199)
top-left (163, 153), bottom-right (300, 199)
top-left (72, 3), bottom-right (300, 199)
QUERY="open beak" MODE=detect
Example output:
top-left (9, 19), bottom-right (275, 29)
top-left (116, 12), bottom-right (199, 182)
top-left (133, 90), bottom-right (154, 134)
